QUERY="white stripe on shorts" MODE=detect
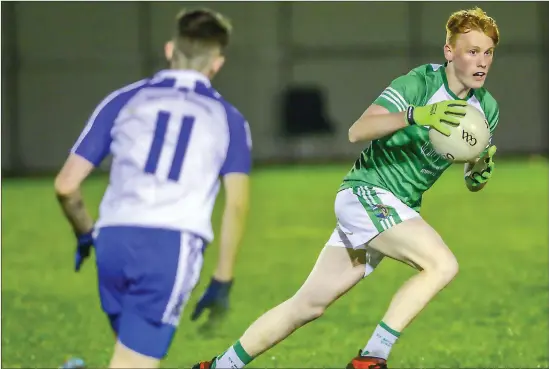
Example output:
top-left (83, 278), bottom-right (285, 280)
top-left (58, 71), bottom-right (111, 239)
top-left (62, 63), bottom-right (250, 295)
top-left (161, 233), bottom-right (204, 326)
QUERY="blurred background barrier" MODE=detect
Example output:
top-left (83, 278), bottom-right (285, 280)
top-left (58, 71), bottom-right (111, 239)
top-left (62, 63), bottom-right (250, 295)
top-left (2, 1), bottom-right (548, 176)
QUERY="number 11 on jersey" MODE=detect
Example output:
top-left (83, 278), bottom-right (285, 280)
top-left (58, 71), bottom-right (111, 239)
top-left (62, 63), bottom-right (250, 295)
top-left (144, 110), bottom-right (196, 182)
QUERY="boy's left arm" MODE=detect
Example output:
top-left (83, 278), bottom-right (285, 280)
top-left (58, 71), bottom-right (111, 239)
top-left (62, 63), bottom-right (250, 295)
top-left (464, 97), bottom-right (499, 193)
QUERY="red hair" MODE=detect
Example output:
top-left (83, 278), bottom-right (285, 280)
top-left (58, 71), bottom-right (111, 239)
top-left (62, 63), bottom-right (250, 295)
top-left (446, 7), bottom-right (499, 46)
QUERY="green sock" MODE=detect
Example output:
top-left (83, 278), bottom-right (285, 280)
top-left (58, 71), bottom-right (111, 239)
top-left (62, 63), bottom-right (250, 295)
top-left (361, 321), bottom-right (401, 360)
top-left (212, 340), bottom-right (253, 369)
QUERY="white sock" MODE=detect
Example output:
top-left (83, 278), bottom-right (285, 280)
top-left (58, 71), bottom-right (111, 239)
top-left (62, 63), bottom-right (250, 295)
top-left (361, 321), bottom-right (400, 360)
top-left (213, 341), bottom-right (253, 369)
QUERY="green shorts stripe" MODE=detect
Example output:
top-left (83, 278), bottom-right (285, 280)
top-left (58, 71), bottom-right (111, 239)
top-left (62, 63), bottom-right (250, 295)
top-left (366, 186), bottom-right (403, 226)
top-left (352, 187), bottom-right (386, 233)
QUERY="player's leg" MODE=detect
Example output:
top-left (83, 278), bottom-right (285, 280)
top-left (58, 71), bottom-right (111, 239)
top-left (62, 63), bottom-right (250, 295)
top-left (201, 246), bottom-right (368, 369)
top-left (194, 188), bottom-right (386, 369)
top-left (108, 341), bottom-right (160, 369)
top-left (346, 187), bottom-right (458, 366)
top-left (100, 227), bottom-right (205, 368)
top-left (60, 226), bottom-right (128, 369)
top-left (94, 227), bottom-right (127, 337)
top-left (93, 226), bottom-right (148, 368)
top-left (368, 217), bottom-right (458, 332)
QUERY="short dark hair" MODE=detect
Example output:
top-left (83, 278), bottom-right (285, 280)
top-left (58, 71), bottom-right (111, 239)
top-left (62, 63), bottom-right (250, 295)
top-left (174, 8), bottom-right (232, 56)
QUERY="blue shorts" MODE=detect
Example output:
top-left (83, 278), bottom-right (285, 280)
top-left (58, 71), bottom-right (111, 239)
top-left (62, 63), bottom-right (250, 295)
top-left (94, 226), bottom-right (205, 359)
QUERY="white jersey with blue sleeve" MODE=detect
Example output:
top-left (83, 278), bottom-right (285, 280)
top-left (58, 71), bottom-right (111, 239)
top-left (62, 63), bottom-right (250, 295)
top-left (71, 69), bottom-right (252, 242)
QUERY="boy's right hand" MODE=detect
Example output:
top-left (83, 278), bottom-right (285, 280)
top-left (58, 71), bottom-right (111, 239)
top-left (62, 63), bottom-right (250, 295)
top-left (405, 99), bottom-right (467, 136)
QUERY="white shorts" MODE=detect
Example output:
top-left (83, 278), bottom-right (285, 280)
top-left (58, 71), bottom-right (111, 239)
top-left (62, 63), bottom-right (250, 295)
top-left (325, 186), bottom-right (421, 276)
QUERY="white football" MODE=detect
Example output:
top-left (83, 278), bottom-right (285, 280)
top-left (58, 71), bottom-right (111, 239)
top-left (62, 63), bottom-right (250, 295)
top-left (429, 104), bottom-right (490, 163)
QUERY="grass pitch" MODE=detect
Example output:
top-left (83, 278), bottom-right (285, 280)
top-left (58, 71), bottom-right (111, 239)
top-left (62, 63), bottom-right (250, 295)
top-left (2, 159), bottom-right (548, 368)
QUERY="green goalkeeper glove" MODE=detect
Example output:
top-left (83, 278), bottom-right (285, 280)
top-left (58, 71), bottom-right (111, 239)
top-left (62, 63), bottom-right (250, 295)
top-left (405, 100), bottom-right (467, 136)
top-left (465, 145), bottom-right (497, 188)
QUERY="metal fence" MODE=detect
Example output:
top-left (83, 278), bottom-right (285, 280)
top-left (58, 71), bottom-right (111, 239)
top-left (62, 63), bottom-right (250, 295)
top-left (2, 1), bottom-right (548, 175)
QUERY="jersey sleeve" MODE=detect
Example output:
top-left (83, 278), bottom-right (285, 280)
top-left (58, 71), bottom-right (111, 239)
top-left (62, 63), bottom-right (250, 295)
top-left (219, 107), bottom-right (252, 176)
top-left (71, 85), bottom-right (141, 167)
top-left (486, 101), bottom-right (499, 144)
top-left (373, 72), bottom-right (426, 113)
top-left (481, 91), bottom-right (499, 148)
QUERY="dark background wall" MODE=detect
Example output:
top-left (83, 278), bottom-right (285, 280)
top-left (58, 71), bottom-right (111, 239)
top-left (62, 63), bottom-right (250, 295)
top-left (2, 1), bottom-right (548, 174)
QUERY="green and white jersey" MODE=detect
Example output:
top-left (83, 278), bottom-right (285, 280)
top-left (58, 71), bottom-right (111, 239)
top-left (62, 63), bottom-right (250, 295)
top-left (340, 63), bottom-right (499, 212)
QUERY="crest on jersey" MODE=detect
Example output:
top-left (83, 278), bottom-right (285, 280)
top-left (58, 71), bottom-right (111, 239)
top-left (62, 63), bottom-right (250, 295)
top-left (372, 204), bottom-right (391, 219)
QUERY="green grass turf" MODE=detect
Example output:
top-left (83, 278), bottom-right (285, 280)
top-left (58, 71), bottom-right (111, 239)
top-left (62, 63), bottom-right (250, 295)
top-left (2, 158), bottom-right (548, 368)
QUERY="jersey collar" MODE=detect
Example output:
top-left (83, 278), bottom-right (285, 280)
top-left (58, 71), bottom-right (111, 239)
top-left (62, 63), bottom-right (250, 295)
top-left (441, 62), bottom-right (475, 101)
top-left (152, 69), bottom-right (212, 88)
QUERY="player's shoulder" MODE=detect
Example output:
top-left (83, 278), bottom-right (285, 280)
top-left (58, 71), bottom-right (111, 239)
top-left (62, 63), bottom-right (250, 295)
top-left (197, 84), bottom-right (247, 125)
top-left (204, 88), bottom-right (252, 148)
top-left (374, 64), bottom-right (437, 111)
top-left (105, 78), bottom-right (150, 100)
top-left (217, 92), bottom-right (246, 122)
top-left (409, 63), bottom-right (436, 76)
top-left (390, 63), bottom-right (443, 90)
top-left (474, 87), bottom-right (499, 111)
top-left (384, 63), bottom-right (437, 104)
top-left (474, 87), bottom-right (499, 125)
top-left (222, 99), bottom-right (249, 141)
top-left (471, 87), bottom-right (499, 132)
top-left (401, 63), bottom-right (441, 80)
top-left (90, 78), bottom-right (150, 118)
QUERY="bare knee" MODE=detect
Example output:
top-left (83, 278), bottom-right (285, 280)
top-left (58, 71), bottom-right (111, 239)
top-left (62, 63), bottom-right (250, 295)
top-left (287, 295), bottom-right (326, 323)
top-left (426, 251), bottom-right (459, 286)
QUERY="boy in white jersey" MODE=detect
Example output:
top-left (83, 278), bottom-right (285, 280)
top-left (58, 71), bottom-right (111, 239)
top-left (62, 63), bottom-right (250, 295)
top-left (54, 9), bottom-right (252, 369)
top-left (193, 7), bottom-right (499, 369)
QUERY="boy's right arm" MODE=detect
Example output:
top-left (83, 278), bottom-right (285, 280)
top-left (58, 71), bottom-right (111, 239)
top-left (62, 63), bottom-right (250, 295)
top-left (348, 105), bottom-right (408, 143)
top-left (348, 74), bottom-right (467, 143)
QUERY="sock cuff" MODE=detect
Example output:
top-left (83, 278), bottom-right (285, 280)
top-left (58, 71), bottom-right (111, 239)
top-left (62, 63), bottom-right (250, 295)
top-left (234, 340), bottom-right (253, 363)
top-left (380, 321), bottom-right (401, 337)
